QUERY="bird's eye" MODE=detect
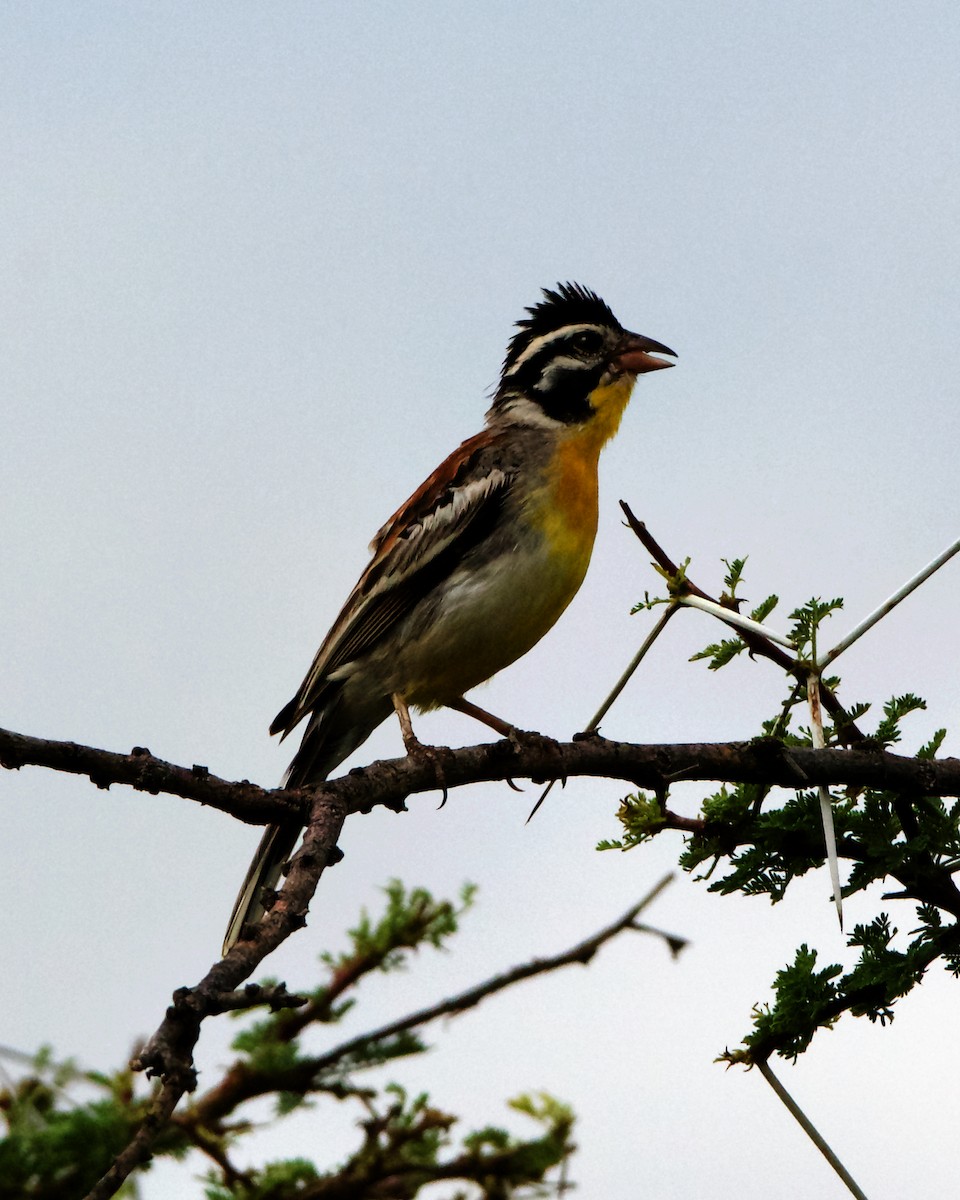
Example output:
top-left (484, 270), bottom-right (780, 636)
top-left (569, 329), bottom-right (604, 357)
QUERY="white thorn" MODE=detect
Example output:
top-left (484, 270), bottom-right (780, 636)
top-left (807, 673), bottom-right (843, 928)
top-left (679, 594), bottom-right (795, 649)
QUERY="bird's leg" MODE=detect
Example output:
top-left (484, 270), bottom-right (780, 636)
top-left (445, 696), bottom-right (516, 738)
top-left (447, 695), bottom-right (557, 756)
top-left (419, 696), bottom-right (561, 799)
top-left (392, 693), bottom-right (424, 753)
top-left (447, 695), bottom-right (549, 750)
top-left (447, 696), bottom-right (559, 794)
top-left (392, 693), bottom-right (448, 800)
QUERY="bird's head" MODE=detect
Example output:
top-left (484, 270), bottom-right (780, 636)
top-left (487, 282), bottom-right (675, 433)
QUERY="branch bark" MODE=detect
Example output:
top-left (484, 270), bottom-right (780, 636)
top-left (4, 726), bottom-right (960, 826)
top-left (4, 720), bottom-right (958, 1200)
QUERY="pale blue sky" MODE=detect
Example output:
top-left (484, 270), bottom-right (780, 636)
top-left (3, 5), bottom-right (959, 1197)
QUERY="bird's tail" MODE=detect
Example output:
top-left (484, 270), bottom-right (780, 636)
top-left (221, 687), bottom-right (394, 956)
top-left (221, 821), bottom-right (302, 955)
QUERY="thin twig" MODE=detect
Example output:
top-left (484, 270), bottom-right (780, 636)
top-left (757, 1060), bottom-right (869, 1200)
top-left (817, 537), bottom-right (960, 669)
top-left (618, 503), bottom-right (866, 743)
top-left (318, 877), bottom-right (682, 1043)
top-left (527, 605), bottom-right (678, 821)
top-left (190, 875), bottom-right (683, 1125)
top-left (584, 607), bottom-right (680, 731)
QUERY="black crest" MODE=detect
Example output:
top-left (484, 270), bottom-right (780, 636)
top-left (501, 282), bottom-right (622, 377)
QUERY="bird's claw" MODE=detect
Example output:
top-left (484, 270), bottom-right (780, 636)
top-left (402, 733), bottom-right (448, 798)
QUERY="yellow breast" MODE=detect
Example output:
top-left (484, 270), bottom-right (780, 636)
top-left (535, 435), bottom-right (600, 578)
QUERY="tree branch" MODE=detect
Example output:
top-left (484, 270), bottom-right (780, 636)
top-left (723, 917), bottom-right (960, 1067)
top-left (83, 1078), bottom-right (184, 1200)
top-left (190, 874), bottom-right (683, 1126)
top-left (0, 727), bottom-right (302, 825)
top-left (5, 726), bottom-right (960, 826)
top-left (80, 790), bottom-right (349, 1200)
top-left (6, 719), bottom-right (955, 1200)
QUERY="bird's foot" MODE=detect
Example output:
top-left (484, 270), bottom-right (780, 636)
top-left (392, 693), bottom-right (448, 800)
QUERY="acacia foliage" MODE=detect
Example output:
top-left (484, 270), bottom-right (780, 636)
top-left (603, 559), bottom-right (959, 1064)
top-left (0, 883), bottom-right (576, 1199)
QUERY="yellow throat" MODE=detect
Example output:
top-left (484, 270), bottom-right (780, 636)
top-left (536, 373), bottom-right (637, 570)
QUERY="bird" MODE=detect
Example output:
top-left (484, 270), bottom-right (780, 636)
top-left (222, 283), bottom-right (675, 954)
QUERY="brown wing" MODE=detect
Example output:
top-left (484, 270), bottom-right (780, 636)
top-left (271, 429), bottom-right (512, 737)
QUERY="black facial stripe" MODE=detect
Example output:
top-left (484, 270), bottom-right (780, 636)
top-left (534, 362), bottom-right (603, 424)
top-left (493, 335), bottom-right (607, 423)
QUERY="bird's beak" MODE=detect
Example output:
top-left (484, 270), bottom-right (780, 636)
top-left (612, 330), bottom-right (677, 375)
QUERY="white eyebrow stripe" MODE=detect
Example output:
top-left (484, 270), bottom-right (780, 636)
top-left (503, 323), bottom-right (603, 376)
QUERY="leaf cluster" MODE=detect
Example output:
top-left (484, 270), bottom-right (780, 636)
top-left (0, 883), bottom-right (574, 1200)
top-left (689, 557), bottom-right (781, 671)
top-left (0, 1052), bottom-right (144, 1200)
top-left (611, 570), bottom-right (960, 1063)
